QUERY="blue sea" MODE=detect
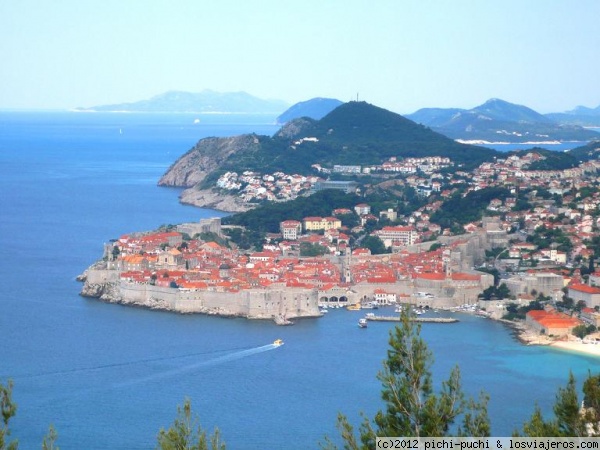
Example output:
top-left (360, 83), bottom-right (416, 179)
top-left (1, 112), bottom-right (600, 449)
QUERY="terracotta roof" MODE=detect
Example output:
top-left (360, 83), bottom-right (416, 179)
top-left (569, 283), bottom-right (600, 294)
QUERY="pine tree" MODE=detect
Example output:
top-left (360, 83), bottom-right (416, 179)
top-left (156, 398), bottom-right (225, 450)
top-left (0, 380), bottom-right (18, 450)
top-left (517, 372), bottom-right (599, 437)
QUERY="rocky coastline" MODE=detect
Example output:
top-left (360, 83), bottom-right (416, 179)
top-left (178, 186), bottom-right (252, 213)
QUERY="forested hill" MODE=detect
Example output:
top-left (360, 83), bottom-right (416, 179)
top-left (278, 101), bottom-right (499, 168)
top-left (160, 101), bottom-right (500, 189)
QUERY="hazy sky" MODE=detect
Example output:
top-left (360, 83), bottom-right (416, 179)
top-left (1, 1), bottom-right (599, 114)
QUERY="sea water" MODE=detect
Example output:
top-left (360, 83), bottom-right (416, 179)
top-left (1, 112), bottom-right (600, 449)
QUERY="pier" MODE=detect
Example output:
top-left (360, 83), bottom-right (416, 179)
top-left (365, 315), bottom-right (459, 323)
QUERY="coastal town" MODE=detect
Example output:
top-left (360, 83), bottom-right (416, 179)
top-left (81, 148), bottom-right (600, 355)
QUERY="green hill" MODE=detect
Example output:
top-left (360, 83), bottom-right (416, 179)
top-left (159, 101), bottom-right (501, 192)
top-left (220, 102), bottom-right (499, 174)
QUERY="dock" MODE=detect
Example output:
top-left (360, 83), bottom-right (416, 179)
top-left (365, 315), bottom-right (459, 323)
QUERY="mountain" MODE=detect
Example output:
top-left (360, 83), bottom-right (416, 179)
top-left (405, 108), bottom-right (465, 128)
top-left (276, 97), bottom-right (343, 124)
top-left (76, 90), bottom-right (290, 114)
top-left (407, 98), bottom-right (599, 143)
top-left (546, 104), bottom-right (600, 127)
top-left (159, 101), bottom-right (499, 197)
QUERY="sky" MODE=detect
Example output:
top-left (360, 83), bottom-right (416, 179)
top-left (1, 0), bottom-right (599, 114)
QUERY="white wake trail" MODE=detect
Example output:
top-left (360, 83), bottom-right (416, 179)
top-left (116, 344), bottom-right (279, 387)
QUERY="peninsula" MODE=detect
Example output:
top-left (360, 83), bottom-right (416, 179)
top-left (82, 99), bottom-right (600, 348)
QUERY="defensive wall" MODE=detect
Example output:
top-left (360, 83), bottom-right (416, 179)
top-left (82, 268), bottom-right (320, 323)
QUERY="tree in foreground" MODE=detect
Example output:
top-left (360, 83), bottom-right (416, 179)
top-left (322, 309), bottom-right (490, 449)
top-left (1, 380), bottom-right (18, 450)
top-left (1, 379), bottom-right (61, 450)
top-left (517, 372), bottom-right (600, 437)
top-left (156, 398), bottom-right (225, 450)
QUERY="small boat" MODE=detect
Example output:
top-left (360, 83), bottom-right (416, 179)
top-left (358, 318), bottom-right (368, 328)
top-left (273, 339), bottom-right (284, 346)
top-left (347, 303), bottom-right (361, 311)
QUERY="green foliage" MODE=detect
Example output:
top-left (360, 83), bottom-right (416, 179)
top-left (503, 300), bottom-right (544, 321)
top-left (300, 242), bottom-right (329, 257)
top-left (584, 235), bottom-right (600, 259)
top-left (198, 232), bottom-right (228, 248)
top-left (430, 187), bottom-right (512, 230)
top-left (325, 309), bottom-right (490, 448)
top-left (205, 102), bottom-right (499, 177)
top-left (336, 212), bottom-right (360, 229)
top-left (156, 398), bottom-right (225, 450)
top-left (361, 236), bottom-right (387, 255)
top-left (520, 148), bottom-right (579, 171)
top-left (583, 374), bottom-right (600, 434)
top-left (572, 325), bottom-right (590, 340)
top-left (479, 283), bottom-right (511, 301)
top-left (516, 373), bottom-right (590, 437)
top-left (567, 140), bottom-right (600, 163)
top-left (42, 425), bottom-right (59, 450)
top-left (222, 228), bottom-right (264, 251)
top-left (0, 380), bottom-right (18, 450)
top-left (223, 190), bottom-right (361, 233)
top-left (428, 243), bottom-right (443, 252)
top-left (527, 226), bottom-right (573, 253)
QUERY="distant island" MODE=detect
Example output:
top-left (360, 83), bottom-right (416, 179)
top-left (407, 98), bottom-right (599, 143)
top-left (276, 97), bottom-right (343, 124)
top-left (75, 90), bottom-right (289, 114)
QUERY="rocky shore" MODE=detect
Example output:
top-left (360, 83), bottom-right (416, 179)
top-left (178, 186), bottom-right (252, 213)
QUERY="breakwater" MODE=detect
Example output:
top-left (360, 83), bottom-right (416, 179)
top-left (365, 315), bottom-right (459, 323)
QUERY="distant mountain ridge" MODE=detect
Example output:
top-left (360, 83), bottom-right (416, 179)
top-left (276, 97), bottom-right (343, 124)
top-left (407, 98), bottom-right (598, 143)
top-left (546, 104), bottom-right (600, 127)
top-left (77, 90), bottom-right (290, 114)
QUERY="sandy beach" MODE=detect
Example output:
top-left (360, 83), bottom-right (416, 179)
top-left (550, 339), bottom-right (600, 357)
top-left (492, 317), bottom-right (600, 357)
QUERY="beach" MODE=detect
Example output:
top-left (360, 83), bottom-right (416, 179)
top-left (550, 339), bottom-right (600, 357)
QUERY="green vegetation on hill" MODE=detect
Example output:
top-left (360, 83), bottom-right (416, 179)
top-left (510, 148), bottom-right (579, 170)
top-left (568, 140), bottom-right (600, 162)
top-left (203, 102), bottom-right (500, 176)
top-left (222, 190), bottom-right (361, 233)
top-left (430, 187), bottom-right (513, 232)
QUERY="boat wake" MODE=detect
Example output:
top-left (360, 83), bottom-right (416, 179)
top-left (7, 343), bottom-right (280, 382)
top-left (115, 344), bottom-right (279, 387)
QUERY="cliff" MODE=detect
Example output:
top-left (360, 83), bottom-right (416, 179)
top-left (158, 134), bottom-right (263, 212)
top-left (178, 186), bottom-right (252, 212)
top-left (159, 134), bottom-right (261, 188)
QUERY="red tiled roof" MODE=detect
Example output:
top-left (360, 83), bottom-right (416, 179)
top-left (569, 283), bottom-right (600, 294)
